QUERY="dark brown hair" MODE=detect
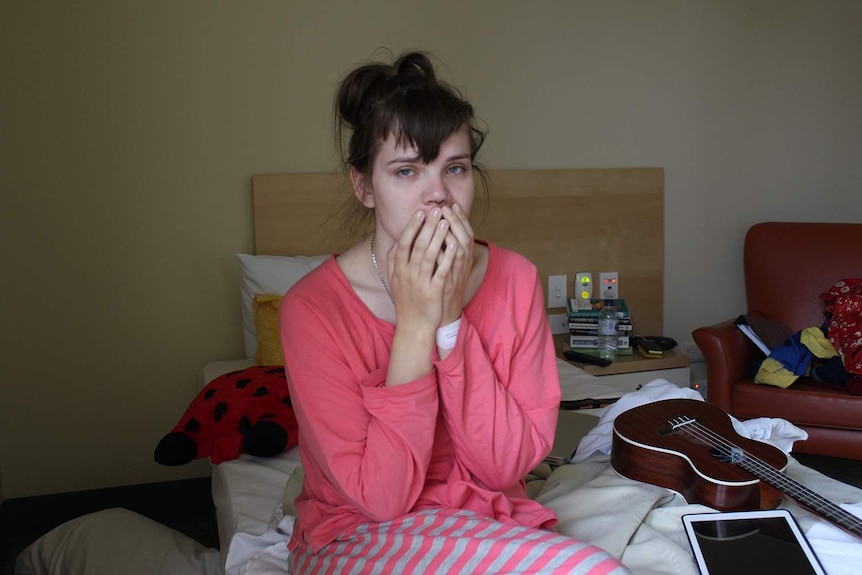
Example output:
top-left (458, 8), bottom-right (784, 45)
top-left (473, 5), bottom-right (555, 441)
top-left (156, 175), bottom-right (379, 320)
top-left (333, 51), bottom-right (489, 235)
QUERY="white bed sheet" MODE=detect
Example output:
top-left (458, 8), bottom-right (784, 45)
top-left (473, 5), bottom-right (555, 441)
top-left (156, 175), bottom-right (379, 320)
top-left (212, 449), bottom-right (301, 575)
top-left (556, 357), bottom-right (624, 402)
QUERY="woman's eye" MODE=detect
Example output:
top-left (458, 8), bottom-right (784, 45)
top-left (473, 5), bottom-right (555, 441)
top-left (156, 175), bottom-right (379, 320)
top-left (396, 168), bottom-right (415, 177)
top-left (448, 165), bottom-right (467, 175)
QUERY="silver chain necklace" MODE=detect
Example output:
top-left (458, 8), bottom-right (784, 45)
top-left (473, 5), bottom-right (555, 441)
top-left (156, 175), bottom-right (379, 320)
top-left (370, 231), bottom-right (394, 304)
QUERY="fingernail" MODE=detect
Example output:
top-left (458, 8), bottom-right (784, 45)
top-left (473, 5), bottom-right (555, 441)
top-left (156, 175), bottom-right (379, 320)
top-left (431, 207), bottom-right (441, 218)
top-left (415, 210), bottom-right (425, 219)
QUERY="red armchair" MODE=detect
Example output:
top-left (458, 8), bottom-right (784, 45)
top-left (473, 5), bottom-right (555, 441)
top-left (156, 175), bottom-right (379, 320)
top-left (692, 222), bottom-right (862, 461)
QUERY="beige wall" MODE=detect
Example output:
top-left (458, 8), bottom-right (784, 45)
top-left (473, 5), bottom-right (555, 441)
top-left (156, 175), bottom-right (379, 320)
top-left (1, 1), bottom-right (860, 499)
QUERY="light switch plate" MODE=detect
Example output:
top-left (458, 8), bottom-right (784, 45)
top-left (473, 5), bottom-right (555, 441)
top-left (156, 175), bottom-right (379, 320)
top-left (548, 274), bottom-right (567, 308)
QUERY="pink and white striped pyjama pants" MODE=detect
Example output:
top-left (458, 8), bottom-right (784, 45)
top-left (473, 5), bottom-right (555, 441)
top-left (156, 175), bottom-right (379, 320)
top-left (289, 508), bottom-right (630, 575)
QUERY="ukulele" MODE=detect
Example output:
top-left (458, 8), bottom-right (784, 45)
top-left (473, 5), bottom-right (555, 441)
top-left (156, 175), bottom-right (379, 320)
top-left (610, 398), bottom-right (862, 539)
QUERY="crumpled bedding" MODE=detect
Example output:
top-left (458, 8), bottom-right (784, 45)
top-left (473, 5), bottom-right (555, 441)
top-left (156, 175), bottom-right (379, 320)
top-left (226, 380), bottom-right (862, 575)
top-left (235, 453), bottom-right (862, 575)
top-left (536, 454), bottom-right (862, 575)
top-left (536, 456), bottom-right (702, 575)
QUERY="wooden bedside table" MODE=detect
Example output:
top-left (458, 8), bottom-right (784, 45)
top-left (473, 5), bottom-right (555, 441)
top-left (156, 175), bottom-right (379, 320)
top-left (560, 348), bottom-right (690, 393)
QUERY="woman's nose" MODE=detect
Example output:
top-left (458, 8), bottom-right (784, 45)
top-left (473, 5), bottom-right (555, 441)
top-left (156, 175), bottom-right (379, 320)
top-left (424, 176), bottom-right (449, 206)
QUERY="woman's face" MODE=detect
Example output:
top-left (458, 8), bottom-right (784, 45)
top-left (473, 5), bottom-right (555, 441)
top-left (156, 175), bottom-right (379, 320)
top-left (353, 126), bottom-right (475, 242)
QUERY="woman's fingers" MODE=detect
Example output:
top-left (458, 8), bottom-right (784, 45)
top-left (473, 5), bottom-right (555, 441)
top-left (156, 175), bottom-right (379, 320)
top-left (386, 204), bottom-right (470, 329)
top-left (422, 218), bottom-right (450, 274)
top-left (433, 233), bottom-right (459, 280)
top-left (401, 207), bottom-right (448, 276)
top-left (441, 203), bottom-right (474, 249)
top-left (393, 210), bottom-right (426, 268)
top-left (390, 208), bottom-right (448, 294)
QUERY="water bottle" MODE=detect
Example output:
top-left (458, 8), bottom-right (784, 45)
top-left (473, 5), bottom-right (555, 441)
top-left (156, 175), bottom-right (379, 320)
top-left (596, 300), bottom-right (619, 361)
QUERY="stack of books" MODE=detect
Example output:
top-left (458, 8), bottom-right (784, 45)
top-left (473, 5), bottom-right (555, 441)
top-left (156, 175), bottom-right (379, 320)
top-left (566, 298), bottom-right (633, 355)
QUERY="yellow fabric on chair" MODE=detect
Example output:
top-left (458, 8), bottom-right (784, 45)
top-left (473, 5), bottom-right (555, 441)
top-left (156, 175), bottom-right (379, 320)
top-left (253, 294), bottom-right (284, 366)
top-left (755, 327), bottom-right (840, 389)
top-left (800, 327), bottom-right (839, 359)
top-left (756, 357), bottom-right (798, 388)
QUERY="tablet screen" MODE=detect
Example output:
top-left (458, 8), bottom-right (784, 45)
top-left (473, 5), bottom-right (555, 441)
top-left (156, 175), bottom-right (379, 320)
top-left (682, 510), bottom-right (825, 575)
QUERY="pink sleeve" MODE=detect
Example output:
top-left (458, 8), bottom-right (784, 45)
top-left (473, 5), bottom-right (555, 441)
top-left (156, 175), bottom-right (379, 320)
top-left (434, 269), bottom-right (560, 490)
top-left (280, 294), bottom-right (438, 522)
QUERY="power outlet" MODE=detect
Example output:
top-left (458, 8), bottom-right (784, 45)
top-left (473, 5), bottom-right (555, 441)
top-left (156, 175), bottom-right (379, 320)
top-left (599, 272), bottom-right (619, 299)
top-left (548, 313), bottom-right (569, 335)
top-left (575, 272), bottom-right (593, 300)
top-left (547, 275), bottom-right (567, 308)
top-left (683, 341), bottom-right (705, 363)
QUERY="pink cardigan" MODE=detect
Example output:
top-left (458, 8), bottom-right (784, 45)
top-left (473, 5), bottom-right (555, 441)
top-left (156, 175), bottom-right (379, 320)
top-left (280, 242), bottom-right (560, 552)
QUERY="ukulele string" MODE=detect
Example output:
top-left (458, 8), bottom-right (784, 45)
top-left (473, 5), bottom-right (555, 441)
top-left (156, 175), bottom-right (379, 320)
top-left (680, 421), bottom-right (820, 502)
top-left (683, 421), bottom-right (862, 530)
top-left (677, 419), bottom-right (862, 530)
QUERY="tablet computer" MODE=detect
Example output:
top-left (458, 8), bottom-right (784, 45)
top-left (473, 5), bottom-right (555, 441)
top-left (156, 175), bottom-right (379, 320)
top-left (681, 509), bottom-right (825, 575)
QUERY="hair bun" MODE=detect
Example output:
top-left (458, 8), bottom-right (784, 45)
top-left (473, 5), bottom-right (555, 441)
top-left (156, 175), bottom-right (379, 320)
top-left (337, 52), bottom-right (438, 128)
top-left (335, 63), bottom-right (390, 129)
top-left (390, 52), bottom-right (437, 88)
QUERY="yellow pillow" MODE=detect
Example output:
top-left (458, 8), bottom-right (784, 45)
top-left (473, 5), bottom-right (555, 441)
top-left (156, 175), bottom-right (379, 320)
top-left (253, 294), bottom-right (284, 365)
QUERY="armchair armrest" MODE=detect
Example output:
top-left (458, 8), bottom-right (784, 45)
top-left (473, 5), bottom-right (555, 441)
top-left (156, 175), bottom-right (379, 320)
top-left (692, 319), bottom-right (760, 411)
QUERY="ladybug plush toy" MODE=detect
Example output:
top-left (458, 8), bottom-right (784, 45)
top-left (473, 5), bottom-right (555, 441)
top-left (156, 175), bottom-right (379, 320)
top-left (154, 365), bottom-right (298, 466)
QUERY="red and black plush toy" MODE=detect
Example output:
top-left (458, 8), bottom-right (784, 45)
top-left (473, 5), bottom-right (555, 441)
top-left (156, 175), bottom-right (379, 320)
top-left (155, 365), bottom-right (298, 466)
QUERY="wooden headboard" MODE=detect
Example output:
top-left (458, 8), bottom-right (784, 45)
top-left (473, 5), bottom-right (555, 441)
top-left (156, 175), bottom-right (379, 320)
top-left (252, 168), bottom-right (664, 340)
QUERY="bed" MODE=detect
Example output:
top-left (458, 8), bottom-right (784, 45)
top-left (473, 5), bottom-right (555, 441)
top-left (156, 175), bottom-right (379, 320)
top-left (207, 168), bottom-right (862, 575)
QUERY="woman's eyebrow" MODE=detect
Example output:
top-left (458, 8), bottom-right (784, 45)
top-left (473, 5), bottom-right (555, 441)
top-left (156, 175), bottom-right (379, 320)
top-left (387, 153), bottom-right (471, 166)
top-left (386, 155), bottom-right (421, 165)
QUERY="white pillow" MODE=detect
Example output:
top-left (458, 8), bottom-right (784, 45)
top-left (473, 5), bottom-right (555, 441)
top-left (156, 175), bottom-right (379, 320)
top-left (236, 253), bottom-right (327, 359)
top-left (14, 508), bottom-right (221, 575)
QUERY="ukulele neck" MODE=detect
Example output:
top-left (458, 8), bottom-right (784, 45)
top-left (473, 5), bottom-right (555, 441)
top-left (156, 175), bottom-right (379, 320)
top-left (734, 455), bottom-right (862, 539)
top-left (674, 414), bottom-right (862, 540)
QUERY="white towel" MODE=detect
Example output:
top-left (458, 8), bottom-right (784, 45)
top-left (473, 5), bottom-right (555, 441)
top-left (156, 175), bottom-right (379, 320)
top-left (734, 416), bottom-right (808, 453)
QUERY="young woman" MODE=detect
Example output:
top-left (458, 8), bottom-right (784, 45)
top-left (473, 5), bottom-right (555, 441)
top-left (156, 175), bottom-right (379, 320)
top-left (280, 51), bottom-right (629, 575)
